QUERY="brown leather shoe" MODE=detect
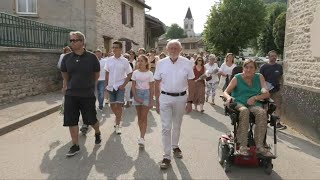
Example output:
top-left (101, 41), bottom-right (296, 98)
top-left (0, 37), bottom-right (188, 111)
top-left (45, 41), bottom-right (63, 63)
top-left (173, 148), bottom-right (183, 158)
top-left (160, 158), bottom-right (171, 169)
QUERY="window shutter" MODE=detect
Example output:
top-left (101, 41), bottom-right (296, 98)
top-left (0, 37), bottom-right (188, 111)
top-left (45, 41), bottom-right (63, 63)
top-left (121, 3), bottom-right (126, 25)
top-left (130, 6), bottom-right (133, 27)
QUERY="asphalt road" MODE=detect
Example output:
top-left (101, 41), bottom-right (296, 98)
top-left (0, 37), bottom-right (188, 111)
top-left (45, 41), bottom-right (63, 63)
top-left (1, 94), bottom-right (320, 179)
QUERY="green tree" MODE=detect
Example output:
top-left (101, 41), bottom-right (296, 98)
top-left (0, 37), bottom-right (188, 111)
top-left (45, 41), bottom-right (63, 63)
top-left (258, 2), bottom-right (287, 55)
top-left (204, 0), bottom-right (266, 55)
top-left (165, 24), bottom-right (186, 39)
top-left (273, 12), bottom-right (286, 55)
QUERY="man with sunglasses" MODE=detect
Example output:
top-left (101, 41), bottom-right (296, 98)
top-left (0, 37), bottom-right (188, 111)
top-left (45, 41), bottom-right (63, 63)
top-left (104, 41), bottom-right (133, 134)
top-left (60, 31), bottom-right (102, 157)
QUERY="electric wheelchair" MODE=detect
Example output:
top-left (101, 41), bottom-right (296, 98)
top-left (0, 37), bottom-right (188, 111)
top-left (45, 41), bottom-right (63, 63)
top-left (218, 67), bottom-right (278, 175)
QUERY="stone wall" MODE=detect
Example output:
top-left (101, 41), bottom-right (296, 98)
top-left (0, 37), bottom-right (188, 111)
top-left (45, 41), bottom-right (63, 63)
top-left (95, 0), bottom-right (146, 52)
top-left (283, 0), bottom-right (320, 142)
top-left (0, 47), bottom-right (61, 105)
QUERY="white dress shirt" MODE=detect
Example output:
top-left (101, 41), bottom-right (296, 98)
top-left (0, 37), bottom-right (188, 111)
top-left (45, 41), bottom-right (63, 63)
top-left (104, 55), bottom-right (133, 91)
top-left (154, 56), bottom-right (195, 93)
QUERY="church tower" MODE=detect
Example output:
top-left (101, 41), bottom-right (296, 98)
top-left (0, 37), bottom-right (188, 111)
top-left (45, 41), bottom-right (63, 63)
top-left (184, 7), bottom-right (195, 38)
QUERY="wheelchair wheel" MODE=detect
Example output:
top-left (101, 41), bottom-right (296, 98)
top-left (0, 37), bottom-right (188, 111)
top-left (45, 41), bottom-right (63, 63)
top-left (218, 140), bottom-right (229, 165)
top-left (223, 160), bottom-right (231, 173)
top-left (263, 160), bottom-right (273, 175)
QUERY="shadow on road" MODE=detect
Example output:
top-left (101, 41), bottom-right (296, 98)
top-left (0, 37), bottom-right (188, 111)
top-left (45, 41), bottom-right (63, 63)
top-left (188, 111), bottom-right (230, 134)
top-left (133, 149), bottom-right (163, 179)
top-left (175, 158), bottom-right (192, 180)
top-left (209, 103), bottom-right (226, 115)
top-left (97, 105), bottom-right (110, 126)
top-left (225, 165), bottom-right (283, 180)
top-left (95, 133), bottom-right (134, 179)
top-left (122, 106), bottom-right (137, 127)
top-left (146, 111), bottom-right (158, 134)
top-left (40, 136), bottom-right (100, 180)
top-left (274, 130), bottom-right (320, 159)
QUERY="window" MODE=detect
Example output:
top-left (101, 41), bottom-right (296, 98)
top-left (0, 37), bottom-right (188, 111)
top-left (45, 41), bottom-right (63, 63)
top-left (191, 43), bottom-right (197, 49)
top-left (125, 41), bottom-right (131, 52)
top-left (121, 3), bottom-right (133, 27)
top-left (16, 0), bottom-right (37, 15)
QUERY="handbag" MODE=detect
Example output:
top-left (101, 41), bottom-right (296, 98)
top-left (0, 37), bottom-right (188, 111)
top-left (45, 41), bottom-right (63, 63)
top-left (205, 76), bottom-right (212, 81)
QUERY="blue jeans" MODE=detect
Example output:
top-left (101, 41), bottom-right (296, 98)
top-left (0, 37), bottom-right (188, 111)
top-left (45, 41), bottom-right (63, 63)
top-left (96, 80), bottom-right (105, 108)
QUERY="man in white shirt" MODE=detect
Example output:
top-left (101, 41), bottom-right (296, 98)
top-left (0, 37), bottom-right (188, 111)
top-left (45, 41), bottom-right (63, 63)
top-left (204, 54), bottom-right (220, 104)
top-left (104, 41), bottom-right (133, 134)
top-left (154, 40), bottom-right (195, 170)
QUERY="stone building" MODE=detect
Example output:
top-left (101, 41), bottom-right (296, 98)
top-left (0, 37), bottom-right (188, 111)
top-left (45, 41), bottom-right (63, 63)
top-left (0, 0), bottom-right (152, 52)
top-left (283, 0), bottom-right (320, 142)
top-left (145, 14), bottom-right (166, 51)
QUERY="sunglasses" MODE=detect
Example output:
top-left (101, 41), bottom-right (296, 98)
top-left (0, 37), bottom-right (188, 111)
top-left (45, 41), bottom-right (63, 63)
top-left (112, 46), bottom-right (120, 49)
top-left (69, 39), bottom-right (82, 43)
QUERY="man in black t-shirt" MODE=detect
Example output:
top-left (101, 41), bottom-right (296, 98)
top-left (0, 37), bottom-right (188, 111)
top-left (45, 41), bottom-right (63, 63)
top-left (61, 31), bottom-right (102, 157)
top-left (260, 50), bottom-right (287, 130)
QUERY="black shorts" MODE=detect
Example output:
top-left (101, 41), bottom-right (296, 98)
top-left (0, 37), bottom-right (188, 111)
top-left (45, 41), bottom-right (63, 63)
top-left (63, 95), bottom-right (98, 126)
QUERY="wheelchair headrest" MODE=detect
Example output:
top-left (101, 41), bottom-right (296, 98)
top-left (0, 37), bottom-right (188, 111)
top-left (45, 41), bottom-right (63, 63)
top-left (230, 66), bottom-right (243, 79)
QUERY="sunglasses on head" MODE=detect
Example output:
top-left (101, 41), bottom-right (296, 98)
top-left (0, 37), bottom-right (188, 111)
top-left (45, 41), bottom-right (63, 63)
top-left (69, 39), bottom-right (82, 43)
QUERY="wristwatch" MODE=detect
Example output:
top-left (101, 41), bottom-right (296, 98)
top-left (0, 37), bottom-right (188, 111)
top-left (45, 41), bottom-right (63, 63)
top-left (187, 101), bottom-right (193, 104)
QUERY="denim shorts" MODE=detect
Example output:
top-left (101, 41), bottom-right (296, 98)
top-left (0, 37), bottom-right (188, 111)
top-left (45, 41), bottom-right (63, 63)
top-left (108, 89), bottom-right (125, 104)
top-left (133, 89), bottom-right (150, 107)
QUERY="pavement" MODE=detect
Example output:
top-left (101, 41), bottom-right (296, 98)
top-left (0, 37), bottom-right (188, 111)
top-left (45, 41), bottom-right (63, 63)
top-left (0, 92), bottom-right (63, 136)
top-left (0, 90), bottom-right (320, 179)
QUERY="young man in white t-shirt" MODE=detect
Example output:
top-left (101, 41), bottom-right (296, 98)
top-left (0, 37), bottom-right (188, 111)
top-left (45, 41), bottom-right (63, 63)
top-left (204, 54), bottom-right (219, 104)
top-left (104, 41), bottom-right (133, 134)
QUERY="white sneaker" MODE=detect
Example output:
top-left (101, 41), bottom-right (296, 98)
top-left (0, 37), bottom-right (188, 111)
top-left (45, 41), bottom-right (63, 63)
top-left (138, 138), bottom-right (145, 147)
top-left (115, 125), bottom-right (121, 135)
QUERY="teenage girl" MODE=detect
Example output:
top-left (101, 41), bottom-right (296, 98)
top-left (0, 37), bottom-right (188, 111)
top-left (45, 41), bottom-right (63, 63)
top-left (132, 55), bottom-right (155, 148)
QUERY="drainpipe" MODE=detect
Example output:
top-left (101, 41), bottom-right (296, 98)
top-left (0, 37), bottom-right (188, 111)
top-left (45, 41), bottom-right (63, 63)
top-left (84, 0), bottom-right (87, 37)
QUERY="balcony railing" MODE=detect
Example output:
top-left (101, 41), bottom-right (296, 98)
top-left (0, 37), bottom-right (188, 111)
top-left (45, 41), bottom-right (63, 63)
top-left (0, 12), bottom-right (73, 49)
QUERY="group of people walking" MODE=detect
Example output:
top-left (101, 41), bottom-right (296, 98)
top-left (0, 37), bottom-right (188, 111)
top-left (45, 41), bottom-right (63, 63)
top-left (59, 31), bottom-right (286, 169)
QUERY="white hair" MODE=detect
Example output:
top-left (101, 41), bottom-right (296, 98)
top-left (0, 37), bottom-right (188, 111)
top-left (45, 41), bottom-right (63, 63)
top-left (209, 54), bottom-right (216, 59)
top-left (166, 39), bottom-right (182, 49)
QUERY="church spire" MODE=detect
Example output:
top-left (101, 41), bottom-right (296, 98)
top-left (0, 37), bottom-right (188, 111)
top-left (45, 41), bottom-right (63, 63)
top-left (185, 7), bottom-right (193, 19)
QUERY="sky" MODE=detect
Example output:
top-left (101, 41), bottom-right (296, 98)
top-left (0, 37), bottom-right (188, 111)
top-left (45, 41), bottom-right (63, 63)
top-left (144, 0), bottom-right (220, 34)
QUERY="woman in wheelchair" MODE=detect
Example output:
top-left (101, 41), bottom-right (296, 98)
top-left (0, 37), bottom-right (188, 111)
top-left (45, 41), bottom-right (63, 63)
top-left (223, 59), bottom-right (273, 157)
